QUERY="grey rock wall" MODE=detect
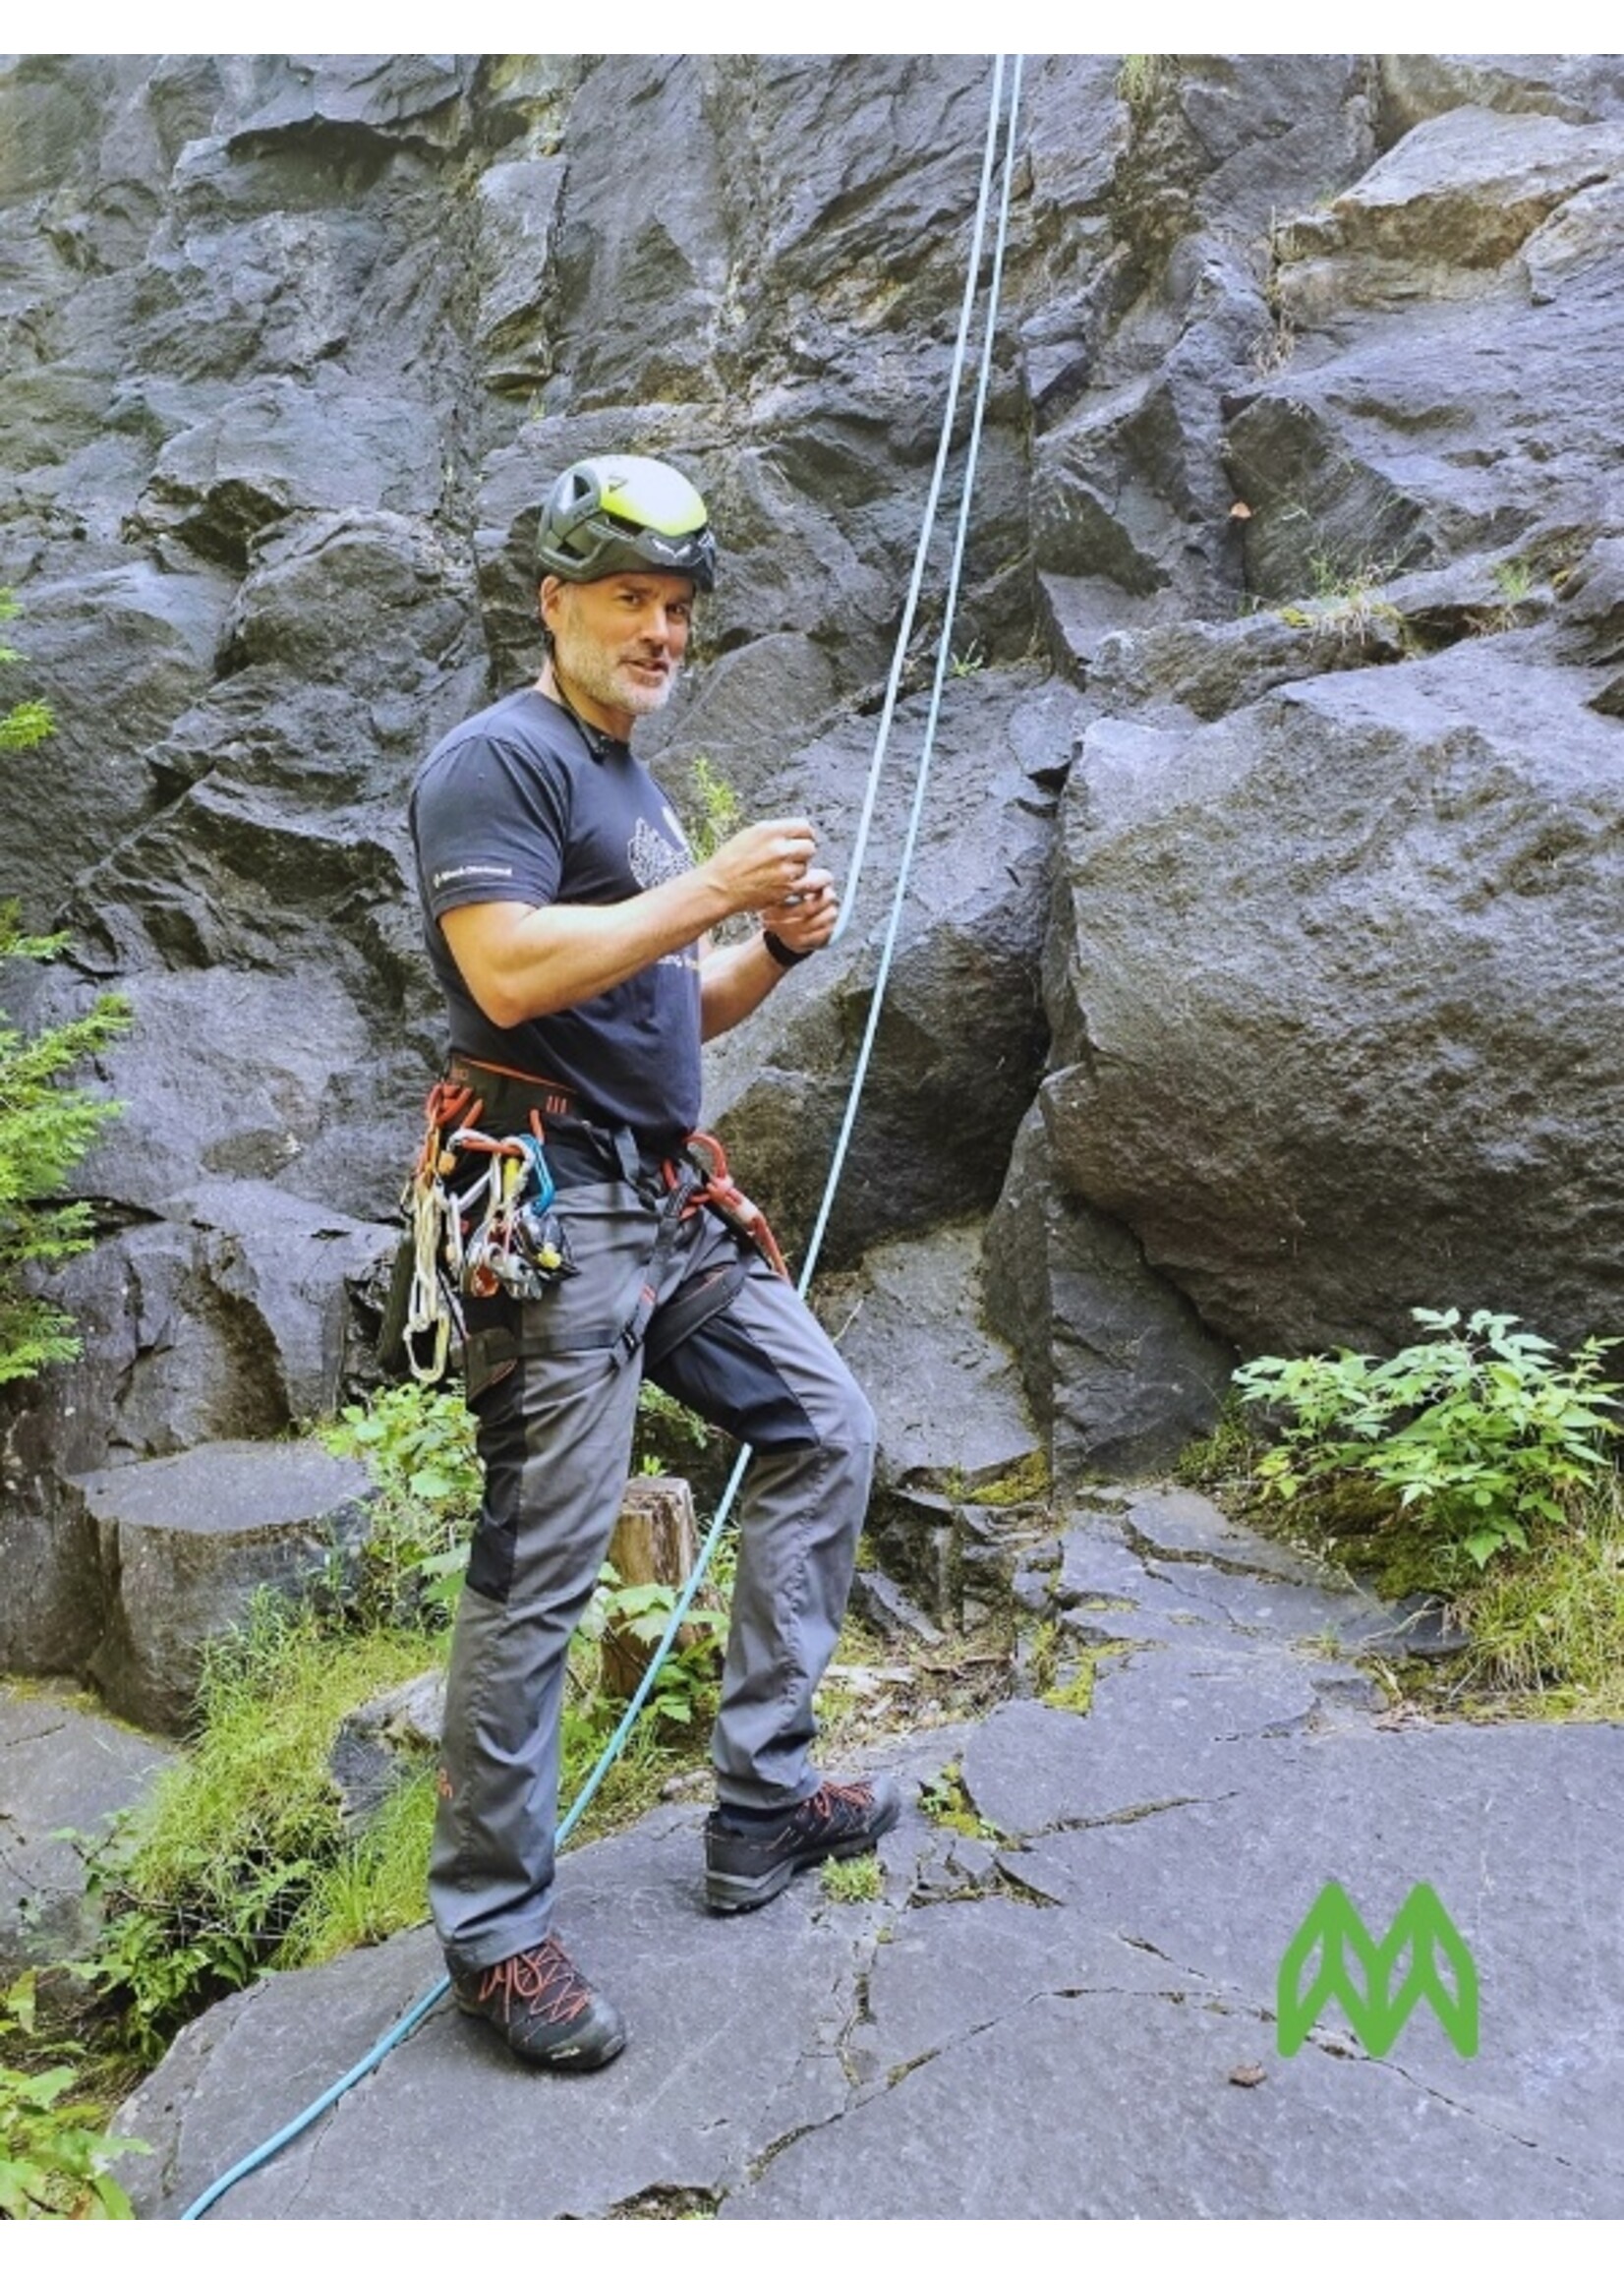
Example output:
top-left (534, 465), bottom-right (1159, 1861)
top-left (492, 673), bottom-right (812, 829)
top-left (4, 55), bottom-right (1623, 1686)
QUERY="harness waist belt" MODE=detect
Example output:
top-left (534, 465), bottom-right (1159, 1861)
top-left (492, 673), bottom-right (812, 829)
top-left (443, 1054), bottom-right (680, 1187)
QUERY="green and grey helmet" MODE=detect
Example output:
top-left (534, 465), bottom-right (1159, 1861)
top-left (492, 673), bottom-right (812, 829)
top-left (535, 454), bottom-right (717, 592)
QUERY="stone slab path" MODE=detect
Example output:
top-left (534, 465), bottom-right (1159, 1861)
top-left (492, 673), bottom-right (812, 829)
top-left (1, 1681), bottom-right (174, 1990)
top-left (117, 1486), bottom-right (1624, 2218)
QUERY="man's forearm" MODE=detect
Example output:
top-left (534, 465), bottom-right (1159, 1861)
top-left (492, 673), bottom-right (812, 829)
top-left (700, 932), bottom-right (788, 1041)
top-left (442, 872), bottom-right (728, 1026)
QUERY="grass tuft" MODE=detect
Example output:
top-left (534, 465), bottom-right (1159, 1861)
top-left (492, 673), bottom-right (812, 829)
top-left (1450, 1474), bottom-right (1624, 1714)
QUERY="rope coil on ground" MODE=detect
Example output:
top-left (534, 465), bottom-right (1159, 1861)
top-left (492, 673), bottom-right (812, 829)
top-left (179, 52), bottom-right (1023, 2222)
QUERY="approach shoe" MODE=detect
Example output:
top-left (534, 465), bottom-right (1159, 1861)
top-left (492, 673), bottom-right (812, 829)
top-left (705, 1773), bottom-right (900, 1913)
top-left (449, 1936), bottom-right (626, 2070)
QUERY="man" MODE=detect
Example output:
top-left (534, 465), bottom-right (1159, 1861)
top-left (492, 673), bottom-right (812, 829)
top-left (408, 453), bottom-right (898, 2072)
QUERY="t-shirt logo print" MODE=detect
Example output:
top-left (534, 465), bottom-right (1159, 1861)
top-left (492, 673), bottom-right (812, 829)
top-left (628, 815), bottom-right (692, 893)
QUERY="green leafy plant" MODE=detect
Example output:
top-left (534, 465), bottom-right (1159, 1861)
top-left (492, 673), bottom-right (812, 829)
top-left (675, 754), bottom-right (754, 944)
top-left (322, 1382), bottom-right (480, 1623)
top-left (1234, 1308), bottom-right (1623, 1569)
top-left (579, 1563), bottom-right (728, 1729)
top-left (0, 1975), bottom-right (146, 2219)
top-left (325, 1377), bottom-right (716, 1606)
top-left (0, 593), bottom-right (131, 1380)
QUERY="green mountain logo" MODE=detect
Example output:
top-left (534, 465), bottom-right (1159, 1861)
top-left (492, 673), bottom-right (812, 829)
top-left (1277, 1882), bottom-right (1479, 2058)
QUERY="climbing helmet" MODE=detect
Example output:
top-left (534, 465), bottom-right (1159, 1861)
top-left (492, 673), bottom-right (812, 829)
top-left (535, 454), bottom-right (716, 592)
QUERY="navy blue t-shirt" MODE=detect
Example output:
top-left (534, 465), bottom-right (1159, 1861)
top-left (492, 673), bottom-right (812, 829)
top-left (409, 688), bottom-right (703, 1146)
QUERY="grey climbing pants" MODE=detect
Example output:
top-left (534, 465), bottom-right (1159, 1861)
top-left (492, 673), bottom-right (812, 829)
top-left (428, 1163), bottom-right (877, 1970)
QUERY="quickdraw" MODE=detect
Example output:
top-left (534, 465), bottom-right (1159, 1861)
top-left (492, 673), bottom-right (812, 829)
top-left (397, 1079), bottom-right (473, 1381)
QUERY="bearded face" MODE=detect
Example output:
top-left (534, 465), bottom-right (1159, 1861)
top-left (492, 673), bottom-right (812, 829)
top-left (543, 572), bottom-right (694, 726)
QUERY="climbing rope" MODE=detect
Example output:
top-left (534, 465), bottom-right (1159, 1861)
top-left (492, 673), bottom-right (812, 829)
top-left (179, 51), bottom-right (1023, 2222)
top-left (827, 52), bottom-right (1011, 947)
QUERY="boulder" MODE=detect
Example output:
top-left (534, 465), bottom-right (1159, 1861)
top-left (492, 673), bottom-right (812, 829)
top-left (73, 1439), bottom-right (374, 1735)
top-left (329, 1668), bottom-right (443, 1834)
top-left (702, 671), bottom-right (1058, 1266)
top-left (985, 1101), bottom-right (1235, 1479)
top-left (819, 1217), bottom-right (1047, 1620)
top-left (0, 1181), bottom-right (384, 1683)
top-left (824, 1219), bottom-right (1041, 1497)
top-left (1042, 638), bottom-right (1624, 1357)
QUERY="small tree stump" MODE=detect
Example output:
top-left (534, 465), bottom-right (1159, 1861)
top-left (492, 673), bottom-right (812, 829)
top-left (601, 1476), bottom-right (722, 1699)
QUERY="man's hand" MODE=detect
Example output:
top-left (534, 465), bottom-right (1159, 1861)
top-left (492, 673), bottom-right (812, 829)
top-left (764, 867), bottom-right (838, 956)
top-left (698, 818), bottom-right (819, 916)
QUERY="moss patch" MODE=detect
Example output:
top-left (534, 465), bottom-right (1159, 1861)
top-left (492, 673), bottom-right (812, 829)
top-left (917, 1762), bottom-right (1002, 1842)
top-left (1042, 1663), bottom-right (1097, 1715)
top-left (963, 1452), bottom-right (1051, 1508)
top-left (821, 1853), bottom-right (884, 1903)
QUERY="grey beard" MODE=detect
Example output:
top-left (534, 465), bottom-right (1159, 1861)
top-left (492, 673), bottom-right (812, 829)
top-left (551, 626), bottom-right (679, 719)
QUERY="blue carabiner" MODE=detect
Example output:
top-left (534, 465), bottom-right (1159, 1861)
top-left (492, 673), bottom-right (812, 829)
top-left (514, 1131), bottom-right (555, 1211)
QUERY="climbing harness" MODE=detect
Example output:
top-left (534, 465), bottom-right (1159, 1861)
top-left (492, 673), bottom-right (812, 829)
top-left (180, 49), bottom-right (1023, 2221)
top-left (389, 1055), bottom-right (785, 1379)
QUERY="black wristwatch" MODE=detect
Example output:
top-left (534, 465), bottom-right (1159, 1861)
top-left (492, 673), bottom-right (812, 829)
top-left (761, 929), bottom-right (812, 969)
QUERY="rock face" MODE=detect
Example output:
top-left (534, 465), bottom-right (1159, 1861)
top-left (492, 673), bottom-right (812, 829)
top-left (5, 55), bottom-right (1624, 1668)
top-left (986, 1101), bottom-right (1236, 1473)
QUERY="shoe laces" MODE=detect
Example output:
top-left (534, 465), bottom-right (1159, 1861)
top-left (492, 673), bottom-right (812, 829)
top-left (476, 1939), bottom-right (592, 2027)
top-left (802, 1778), bottom-right (874, 1829)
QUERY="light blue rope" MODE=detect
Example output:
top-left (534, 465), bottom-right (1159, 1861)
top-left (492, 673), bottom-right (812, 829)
top-left (827, 49), bottom-right (1007, 949)
top-left (801, 52), bottom-right (1023, 1278)
top-left (179, 53), bottom-right (1022, 2223)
